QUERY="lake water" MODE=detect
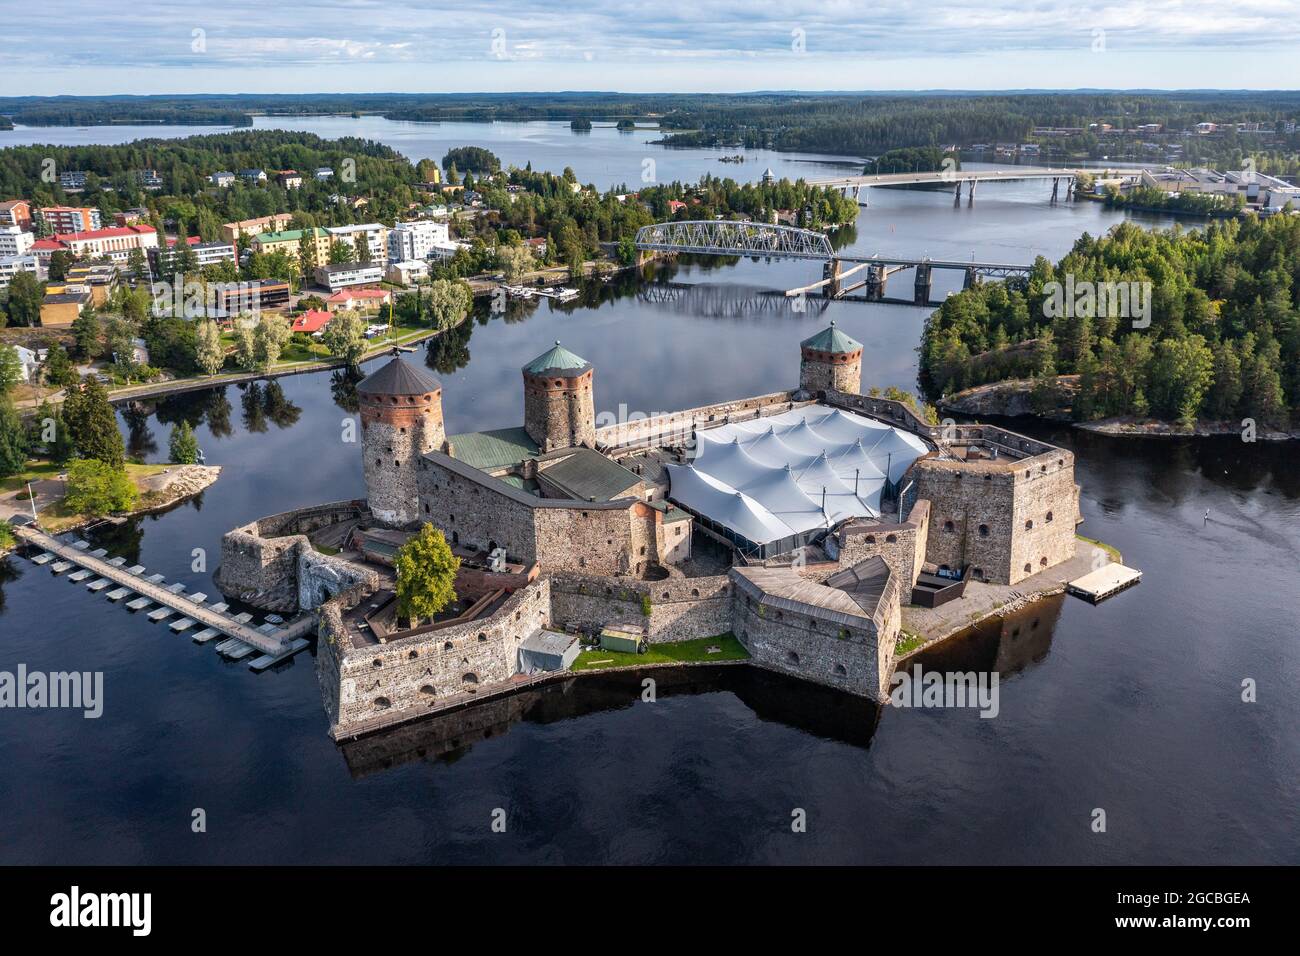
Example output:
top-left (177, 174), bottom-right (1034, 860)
top-left (0, 120), bottom-right (1296, 865)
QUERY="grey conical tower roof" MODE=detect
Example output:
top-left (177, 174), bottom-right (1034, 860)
top-left (357, 355), bottom-right (441, 396)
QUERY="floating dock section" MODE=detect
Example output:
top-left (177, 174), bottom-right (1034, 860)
top-left (14, 526), bottom-right (315, 672)
top-left (1068, 563), bottom-right (1143, 603)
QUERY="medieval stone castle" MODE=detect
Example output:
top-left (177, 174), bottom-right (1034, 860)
top-left (217, 322), bottom-right (1081, 740)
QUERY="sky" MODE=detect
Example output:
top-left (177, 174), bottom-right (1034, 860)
top-left (2, 0), bottom-right (1299, 96)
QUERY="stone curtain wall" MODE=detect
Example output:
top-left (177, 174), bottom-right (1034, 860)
top-left (323, 578), bottom-right (553, 736)
top-left (594, 391), bottom-right (796, 450)
top-left (298, 548), bottom-right (381, 611)
top-left (730, 574), bottom-right (900, 702)
top-left (216, 500), bottom-right (369, 611)
top-left (1008, 454), bottom-right (1080, 580)
top-left (419, 455), bottom-right (681, 576)
top-left (548, 572), bottom-right (734, 642)
top-left (837, 499), bottom-right (931, 588)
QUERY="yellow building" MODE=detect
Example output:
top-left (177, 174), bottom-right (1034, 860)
top-left (250, 227), bottom-right (332, 266)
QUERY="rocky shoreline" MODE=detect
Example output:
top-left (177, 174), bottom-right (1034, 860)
top-left (941, 379), bottom-right (1297, 441)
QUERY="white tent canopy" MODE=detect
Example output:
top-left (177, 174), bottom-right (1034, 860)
top-left (666, 405), bottom-right (929, 550)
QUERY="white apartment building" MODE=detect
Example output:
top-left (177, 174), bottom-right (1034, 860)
top-left (0, 255), bottom-right (43, 290)
top-left (326, 223), bottom-right (389, 263)
top-left (387, 219), bottom-right (451, 261)
top-left (0, 225), bottom-right (34, 258)
top-left (314, 261), bottom-right (385, 292)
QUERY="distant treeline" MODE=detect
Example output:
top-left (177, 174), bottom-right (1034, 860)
top-left (864, 147), bottom-right (959, 175)
top-left (4, 92), bottom-right (1300, 157)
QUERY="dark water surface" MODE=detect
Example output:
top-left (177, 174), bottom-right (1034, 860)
top-left (0, 149), bottom-right (1296, 864)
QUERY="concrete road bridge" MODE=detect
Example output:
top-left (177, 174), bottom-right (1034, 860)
top-left (807, 165), bottom-right (1126, 204)
top-left (633, 220), bottom-right (1034, 306)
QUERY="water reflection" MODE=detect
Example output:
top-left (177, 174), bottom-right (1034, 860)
top-left (329, 366), bottom-right (364, 414)
top-left (339, 664), bottom-right (882, 779)
top-left (238, 380), bottom-right (302, 433)
top-left (912, 593), bottom-right (1065, 678)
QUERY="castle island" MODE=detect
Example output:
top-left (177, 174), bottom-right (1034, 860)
top-left (215, 323), bottom-right (1088, 740)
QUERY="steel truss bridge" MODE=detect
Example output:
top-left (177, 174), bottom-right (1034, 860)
top-left (633, 220), bottom-right (1033, 306)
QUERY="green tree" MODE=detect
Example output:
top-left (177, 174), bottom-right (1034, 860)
top-left (47, 250), bottom-right (74, 283)
top-left (252, 314), bottom-right (291, 369)
top-left (320, 311), bottom-right (366, 365)
top-left (497, 244), bottom-right (533, 283)
top-left (62, 375), bottom-right (125, 467)
top-left (168, 421), bottom-right (200, 464)
top-left (0, 344), bottom-right (21, 394)
top-left (64, 458), bottom-right (137, 515)
top-left (427, 278), bottom-right (472, 330)
top-left (5, 271), bottom-right (43, 327)
top-left (393, 523), bottom-right (460, 625)
top-left (71, 309), bottom-right (102, 359)
top-left (0, 397), bottom-right (27, 478)
top-left (42, 342), bottom-right (76, 388)
top-left (195, 320), bottom-right (225, 375)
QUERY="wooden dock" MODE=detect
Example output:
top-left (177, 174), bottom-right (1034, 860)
top-left (16, 525), bottom-right (308, 659)
top-left (1068, 563), bottom-right (1143, 603)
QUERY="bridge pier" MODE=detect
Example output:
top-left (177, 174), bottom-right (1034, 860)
top-left (963, 267), bottom-right (982, 291)
top-left (967, 179), bottom-right (977, 205)
top-left (822, 258), bottom-right (843, 299)
top-left (1051, 177), bottom-right (1060, 203)
top-left (867, 264), bottom-right (887, 300)
top-left (914, 264), bottom-right (932, 306)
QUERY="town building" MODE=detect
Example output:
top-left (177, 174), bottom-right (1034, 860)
top-left (58, 170), bottom-right (89, 192)
top-left (387, 219), bottom-right (450, 261)
top-left (39, 289), bottom-right (91, 327)
top-left (276, 170), bottom-right (304, 190)
top-left (31, 224), bottom-right (158, 266)
top-left (290, 309), bottom-right (333, 335)
top-left (211, 279), bottom-right (291, 315)
top-left (220, 214), bottom-right (295, 244)
top-left (386, 259), bottom-right (429, 286)
top-left (239, 169), bottom-right (267, 183)
top-left (0, 200), bottom-right (32, 230)
top-left (0, 225), bottom-right (34, 258)
top-left (325, 287), bottom-right (391, 311)
top-left (314, 167), bottom-right (334, 181)
top-left (326, 223), bottom-right (389, 263)
top-left (314, 261), bottom-right (385, 292)
top-left (250, 227), bottom-right (331, 265)
top-left (39, 206), bottom-right (101, 233)
top-left (0, 255), bottom-right (42, 290)
top-left (12, 345), bottom-right (47, 383)
top-left (151, 237), bottom-right (238, 273)
top-left (208, 171), bottom-right (236, 187)
top-left (47, 263), bottom-right (119, 307)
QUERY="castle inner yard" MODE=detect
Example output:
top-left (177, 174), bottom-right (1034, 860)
top-left (216, 322), bottom-right (1109, 740)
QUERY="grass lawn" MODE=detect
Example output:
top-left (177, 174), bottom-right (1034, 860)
top-left (0, 460), bottom-right (64, 493)
top-left (895, 628), bottom-right (926, 656)
top-left (9, 460), bottom-right (174, 532)
top-left (571, 633), bottom-right (749, 671)
top-left (1076, 533), bottom-right (1122, 563)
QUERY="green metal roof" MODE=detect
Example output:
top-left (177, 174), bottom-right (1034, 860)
top-left (254, 227), bottom-right (328, 243)
top-left (800, 321), bottom-right (862, 354)
top-left (447, 427), bottom-right (539, 472)
top-left (536, 448), bottom-right (642, 502)
top-left (523, 340), bottom-right (591, 376)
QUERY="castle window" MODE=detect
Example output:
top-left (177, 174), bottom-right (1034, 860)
top-left (444, 641), bottom-right (453, 650)
top-left (408, 650), bottom-right (418, 660)
top-left (834, 664), bottom-right (847, 677)
top-left (973, 567), bottom-right (984, 580)
top-left (462, 673), bottom-right (479, 686)
top-left (943, 521), bottom-right (954, 533)
top-left (1040, 556), bottom-right (1048, 566)
top-left (786, 651), bottom-right (800, 666)
top-left (1025, 519), bottom-right (1034, 530)
top-left (374, 697), bottom-right (391, 709)
top-left (691, 589), bottom-right (699, 597)
top-left (420, 685), bottom-right (436, 698)
top-left (1024, 563), bottom-right (1032, 573)
top-left (372, 659), bottom-right (383, 668)
top-left (978, 524), bottom-right (989, 537)
top-left (424, 503), bottom-right (429, 514)
top-left (865, 535), bottom-right (876, 544)
top-left (478, 633), bottom-right (487, 642)
top-left (579, 556), bottom-right (586, 567)
top-left (375, 459), bottom-right (381, 467)
top-left (886, 534), bottom-right (897, 543)
top-left (1046, 511), bottom-right (1054, 523)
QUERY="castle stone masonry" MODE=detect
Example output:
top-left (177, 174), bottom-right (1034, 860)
top-left (217, 323), bottom-right (1083, 739)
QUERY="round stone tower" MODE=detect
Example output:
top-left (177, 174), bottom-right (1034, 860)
top-left (522, 340), bottom-right (595, 452)
top-left (357, 354), bottom-right (445, 527)
top-left (799, 321), bottom-right (863, 395)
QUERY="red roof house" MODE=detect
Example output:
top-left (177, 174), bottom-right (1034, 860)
top-left (291, 309), bottom-right (332, 334)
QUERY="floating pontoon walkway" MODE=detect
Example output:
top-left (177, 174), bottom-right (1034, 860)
top-left (1067, 563), bottom-right (1143, 603)
top-left (15, 526), bottom-right (312, 664)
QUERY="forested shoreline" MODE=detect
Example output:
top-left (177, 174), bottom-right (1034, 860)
top-left (921, 218), bottom-right (1300, 428)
